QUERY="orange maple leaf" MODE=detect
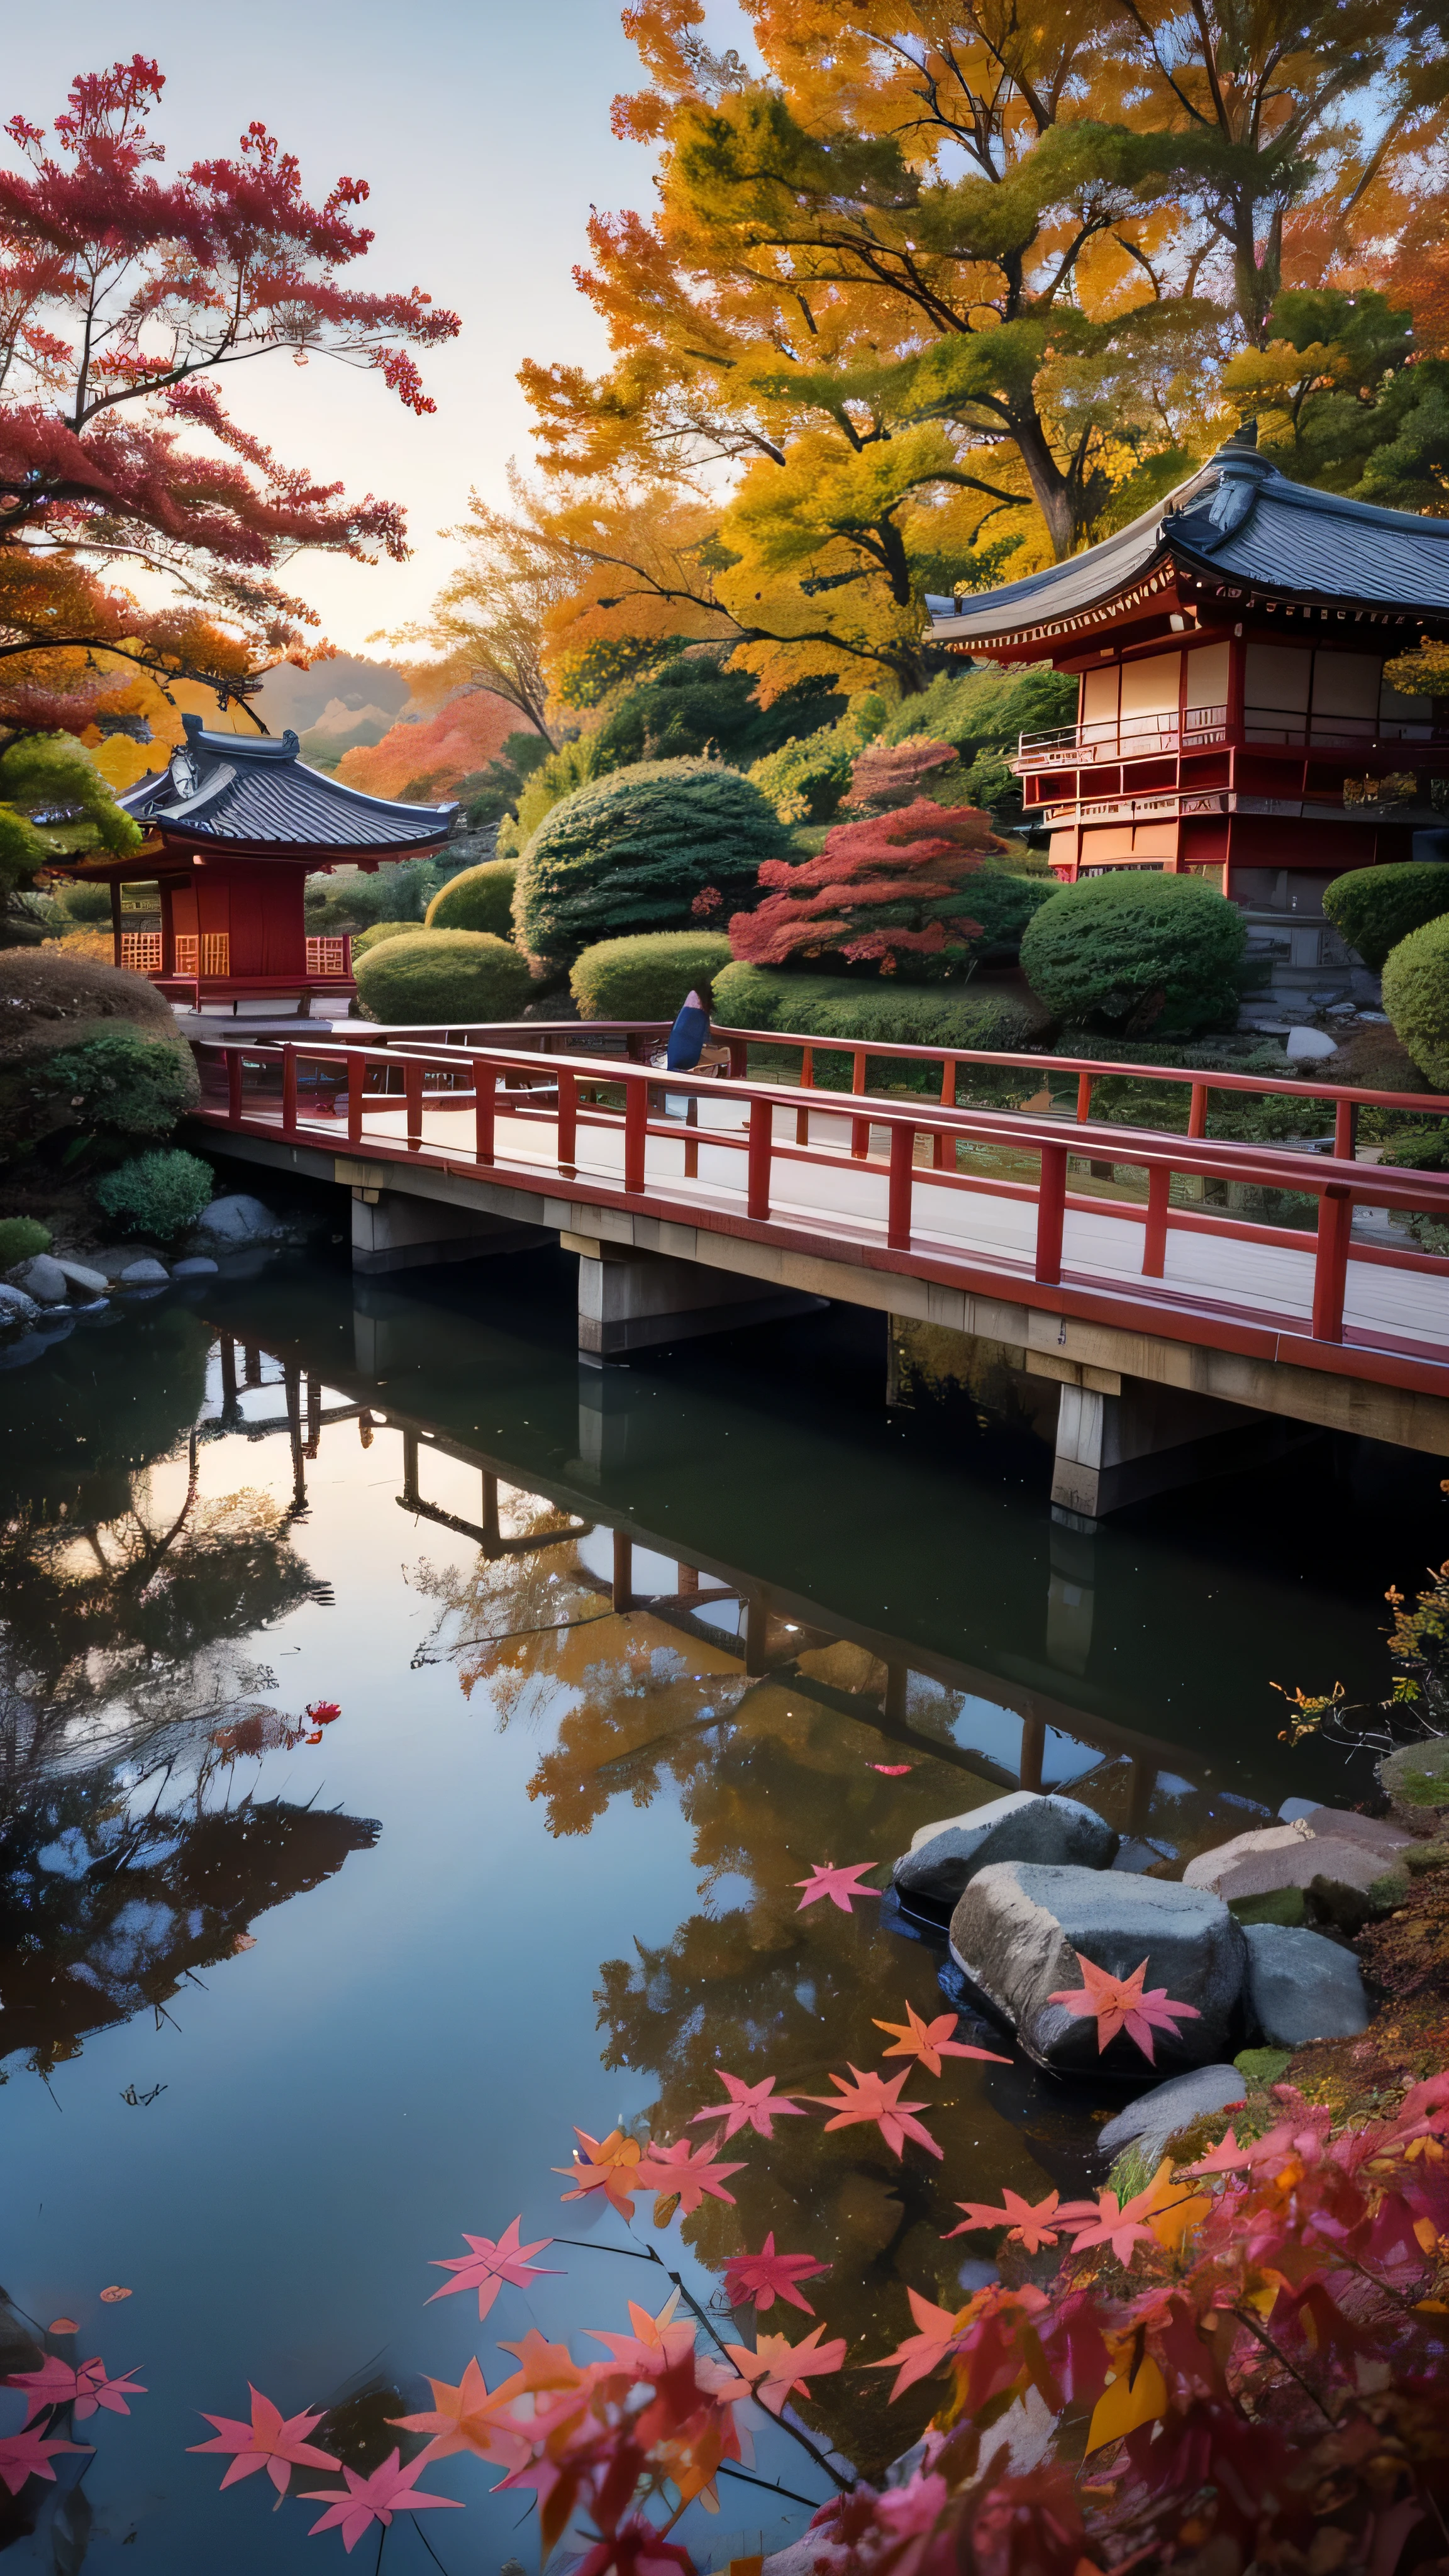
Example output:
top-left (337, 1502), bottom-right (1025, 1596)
top-left (554, 2126), bottom-right (645, 2218)
top-left (804, 2065), bottom-right (941, 2159)
top-left (388, 2356), bottom-right (532, 2470)
top-left (1046, 1952), bottom-right (1201, 2063)
top-left (943, 2188), bottom-right (1092, 2252)
top-left (874, 2000), bottom-right (1009, 2076)
top-left (723, 2325), bottom-right (847, 2415)
top-left (867, 2287), bottom-right (976, 2399)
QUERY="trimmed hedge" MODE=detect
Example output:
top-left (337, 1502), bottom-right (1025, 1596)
top-left (961, 869), bottom-right (1060, 965)
top-left (425, 857), bottom-right (518, 937)
top-left (1323, 862), bottom-right (1449, 969)
top-left (1382, 911), bottom-right (1449, 1088)
top-left (0, 952), bottom-right (201, 1157)
top-left (514, 758), bottom-right (791, 973)
top-left (95, 1148), bottom-right (214, 1238)
top-left (571, 932), bottom-right (733, 1021)
top-left (712, 961), bottom-right (1048, 1053)
top-left (1019, 872), bottom-right (1246, 1035)
top-left (0, 1214), bottom-right (51, 1265)
top-left (351, 920), bottom-right (419, 960)
top-left (353, 928), bottom-right (534, 1026)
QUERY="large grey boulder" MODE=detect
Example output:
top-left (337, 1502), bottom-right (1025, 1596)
top-left (1184, 1819), bottom-right (1401, 1902)
top-left (13, 1253), bottom-right (69, 1304)
top-left (54, 1257), bottom-right (108, 1296)
top-left (118, 1258), bottom-right (169, 1286)
top-left (193, 1194), bottom-right (278, 1246)
top-left (170, 1256), bottom-right (218, 1278)
top-left (1242, 1924), bottom-right (1368, 2046)
top-left (0, 1282), bottom-right (40, 1328)
top-left (950, 1862), bottom-right (1247, 2076)
top-left (1097, 2064), bottom-right (1246, 2167)
top-left (894, 1790), bottom-right (1118, 1908)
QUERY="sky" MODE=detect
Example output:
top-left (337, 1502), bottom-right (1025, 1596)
top-left (7, 0), bottom-right (752, 656)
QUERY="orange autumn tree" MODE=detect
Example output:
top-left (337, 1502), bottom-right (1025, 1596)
top-left (728, 797), bottom-right (1001, 977)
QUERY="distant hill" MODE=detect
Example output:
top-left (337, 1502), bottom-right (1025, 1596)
top-left (335, 689), bottom-right (526, 801)
top-left (251, 654), bottom-right (412, 738)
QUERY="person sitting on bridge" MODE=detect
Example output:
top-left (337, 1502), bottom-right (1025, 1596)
top-left (665, 981), bottom-right (715, 1070)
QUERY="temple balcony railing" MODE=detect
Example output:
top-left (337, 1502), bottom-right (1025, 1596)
top-left (1016, 706), bottom-right (1446, 771)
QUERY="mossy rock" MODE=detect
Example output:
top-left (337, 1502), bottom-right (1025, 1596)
top-left (1378, 1736), bottom-right (1449, 1811)
top-left (1368, 1867), bottom-right (1412, 1913)
top-left (1403, 1840), bottom-right (1449, 1875)
top-left (1228, 1886), bottom-right (1307, 1928)
top-left (1235, 2046), bottom-right (1293, 2089)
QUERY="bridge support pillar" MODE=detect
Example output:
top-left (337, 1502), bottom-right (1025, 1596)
top-left (1050, 1374), bottom-right (1311, 1521)
top-left (350, 1187), bottom-right (550, 1276)
top-left (566, 1234), bottom-right (824, 1364)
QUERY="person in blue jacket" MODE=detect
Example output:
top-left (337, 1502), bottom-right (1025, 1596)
top-left (665, 979), bottom-right (714, 1070)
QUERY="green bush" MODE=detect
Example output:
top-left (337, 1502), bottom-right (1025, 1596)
top-left (55, 879), bottom-right (114, 923)
top-left (515, 757), bottom-right (792, 974)
top-left (748, 697), bottom-right (886, 824)
top-left (571, 931), bottom-right (734, 1021)
top-left (960, 869), bottom-right (1060, 965)
top-left (1020, 872), bottom-right (1246, 1036)
top-left (95, 1148), bottom-right (214, 1238)
top-left (1382, 911), bottom-right (1449, 1087)
top-left (350, 920), bottom-right (420, 960)
top-left (28, 1025), bottom-right (199, 1145)
top-left (881, 663), bottom-right (1077, 763)
top-left (305, 855), bottom-right (450, 933)
top-left (713, 961), bottom-right (1047, 1058)
top-left (1323, 862), bottom-right (1449, 969)
top-left (353, 928), bottom-right (534, 1026)
top-left (0, 1214), bottom-right (51, 1265)
top-left (425, 858), bottom-right (518, 936)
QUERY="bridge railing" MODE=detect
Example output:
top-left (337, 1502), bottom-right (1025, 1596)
top-left (187, 1027), bottom-right (1449, 1357)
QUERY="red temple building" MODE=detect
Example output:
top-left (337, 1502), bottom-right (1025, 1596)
top-left (55, 712), bottom-right (457, 1019)
top-left (926, 438), bottom-right (1449, 974)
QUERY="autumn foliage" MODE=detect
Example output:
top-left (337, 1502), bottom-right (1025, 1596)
top-left (334, 690), bottom-right (521, 802)
top-left (728, 798), bottom-right (1001, 977)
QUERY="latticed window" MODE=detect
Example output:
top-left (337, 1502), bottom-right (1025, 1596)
top-left (306, 936), bottom-right (348, 977)
top-left (173, 935), bottom-right (199, 974)
top-left (120, 931), bottom-right (163, 973)
top-left (201, 933), bottom-right (230, 976)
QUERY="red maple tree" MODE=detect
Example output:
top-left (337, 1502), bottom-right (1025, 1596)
top-left (727, 797), bottom-right (1001, 977)
top-left (0, 57), bottom-right (460, 745)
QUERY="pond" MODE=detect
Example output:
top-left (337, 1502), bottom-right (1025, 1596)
top-left (1, 1244), bottom-right (1441, 2572)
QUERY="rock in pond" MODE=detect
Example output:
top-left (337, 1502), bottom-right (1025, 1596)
top-left (0, 1282), bottom-right (40, 1328)
top-left (950, 1862), bottom-right (1247, 2076)
top-left (894, 1790), bottom-right (1118, 1909)
top-left (1097, 2063), bottom-right (1246, 2167)
top-left (54, 1257), bottom-right (109, 1297)
top-left (170, 1256), bottom-right (218, 1278)
top-left (12, 1254), bottom-right (69, 1305)
top-left (1242, 1923), bottom-right (1368, 2046)
top-left (118, 1259), bottom-right (169, 1287)
top-left (193, 1194), bottom-right (279, 1246)
top-left (1184, 1812), bottom-right (1409, 1902)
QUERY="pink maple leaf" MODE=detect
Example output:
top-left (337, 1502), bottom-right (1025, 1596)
top-left (188, 2386), bottom-right (340, 2495)
top-left (1046, 1951), bottom-right (1202, 2063)
top-left (722, 2325), bottom-right (847, 2416)
top-left (870, 1763), bottom-right (913, 1776)
top-left (723, 2233), bottom-right (831, 2316)
top-left (804, 2065), bottom-right (941, 2159)
top-left (8, 2355), bottom-right (147, 2424)
top-left (587, 2294), bottom-right (697, 2375)
top-left (794, 1861), bottom-right (881, 1913)
top-left (553, 2127), bottom-right (645, 2219)
top-left (426, 2214), bottom-right (561, 2319)
top-left (943, 2189), bottom-right (1092, 2253)
top-left (867, 2288), bottom-right (975, 2400)
top-left (1183, 2125), bottom-right (1256, 2178)
top-left (300, 2448), bottom-right (463, 2553)
top-left (1060, 2185), bottom-right (1163, 2264)
top-left (0, 2429), bottom-right (91, 2496)
top-left (690, 2071), bottom-right (808, 2140)
top-left (873, 2000), bottom-right (1010, 2076)
top-left (635, 2134), bottom-right (746, 2216)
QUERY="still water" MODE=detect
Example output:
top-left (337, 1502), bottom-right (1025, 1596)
top-left (1, 1245), bottom-right (1441, 2572)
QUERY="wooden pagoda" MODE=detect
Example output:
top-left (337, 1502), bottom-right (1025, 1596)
top-left (54, 713), bottom-right (457, 1018)
top-left (925, 437), bottom-right (1449, 914)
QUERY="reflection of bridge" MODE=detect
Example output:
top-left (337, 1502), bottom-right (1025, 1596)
top-left (208, 1323), bottom-right (1245, 1857)
top-left (186, 1018), bottom-right (1449, 1518)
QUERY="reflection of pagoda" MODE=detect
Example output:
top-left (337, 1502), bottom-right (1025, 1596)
top-left (52, 712), bottom-right (456, 1021)
top-left (926, 438), bottom-right (1449, 921)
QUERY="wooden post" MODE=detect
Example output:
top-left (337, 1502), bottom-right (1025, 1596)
top-left (1188, 1082), bottom-right (1209, 1138)
top-left (281, 1046), bottom-right (297, 1140)
top-left (243, 1341), bottom-right (263, 1390)
top-left (745, 1593), bottom-right (769, 1675)
top-left (887, 1121), bottom-right (914, 1250)
top-left (1035, 1141), bottom-right (1068, 1284)
top-left (285, 1364), bottom-right (306, 1513)
top-left (747, 1096), bottom-right (772, 1220)
top-left (796, 1043), bottom-right (813, 1147)
top-left (1142, 1160), bottom-right (1170, 1277)
top-left (481, 1470), bottom-right (502, 1556)
top-left (851, 1048), bottom-right (869, 1160)
top-left (728, 1038), bottom-right (748, 1077)
top-left (612, 1530), bottom-right (634, 1613)
top-left (678, 1562), bottom-right (700, 1597)
top-left (684, 1094), bottom-right (699, 1180)
top-left (405, 1058), bottom-right (423, 1152)
top-left (933, 1055), bottom-right (957, 1170)
top-left (624, 1075), bottom-right (647, 1194)
top-left (557, 1064), bottom-right (577, 1180)
top-left (347, 1051), bottom-right (365, 1148)
top-left (1075, 1071), bottom-right (1093, 1123)
top-left (304, 1373), bottom-right (322, 1460)
top-left (1334, 1096), bottom-right (1358, 1161)
top-left (1311, 1185), bottom-right (1352, 1343)
top-left (1019, 1708), bottom-right (1045, 1793)
top-left (473, 1058), bottom-right (496, 1166)
top-left (219, 1332), bottom-right (237, 1412)
top-left (401, 1430), bottom-right (419, 1507)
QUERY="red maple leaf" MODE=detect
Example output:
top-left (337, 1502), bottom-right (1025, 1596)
top-left (794, 1861), bottom-right (882, 1913)
top-left (690, 2071), bottom-right (809, 2139)
top-left (1046, 1951), bottom-right (1202, 2062)
top-left (1059, 2185), bottom-right (1164, 2263)
top-left (426, 2215), bottom-right (561, 2319)
top-left (1183, 2126), bottom-right (1257, 2178)
top-left (9, 2354), bottom-right (146, 2424)
top-left (188, 2385), bottom-right (340, 2494)
top-left (0, 2429), bottom-right (91, 2496)
top-left (943, 2189), bottom-right (1092, 2253)
top-left (874, 1999), bottom-right (1010, 2076)
top-left (722, 2325), bottom-right (847, 2416)
top-left (868, 2287), bottom-right (977, 2399)
top-left (723, 2233), bottom-right (831, 2316)
top-left (300, 2448), bottom-right (463, 2552)
top-left (306, 1701), bottom-right (341, 1723)
top-left (635, 2134), bottom-right (746, 2218)
top-left (805, 2065), bottom-right (941, 2159)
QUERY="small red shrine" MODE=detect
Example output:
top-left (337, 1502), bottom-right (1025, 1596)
top-left (55, 713), bottom-right (457, 1018)
top-left (926, 436), bottom-right (1449, 913)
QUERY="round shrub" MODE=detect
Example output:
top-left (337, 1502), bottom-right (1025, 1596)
top-left (1323, 862), bottom-right (1449, 969)
top-left (95, 1148), bottom-right (214, 1238)
top-left (570, 931), bottom-right (734, 1021)
top-left (1019, 871), bottom-right (1246, 1036)
top-left (712, 961), bottom-right (1048, 1053)
top-left (0, 1214), bottom-right (51, 1266)
top-left (425, 857), bottom-right (518, 937)
top-left (514, 757), bottom-right (792, 974)
top-left (0, 949), bottom-right (198, 1160)
top-left (350, 920), bottom-right (420, 960)
top-left (353, 928), bottom-right (534, 1026)
top-left (1382, 911), bottom-right (1449, 1088)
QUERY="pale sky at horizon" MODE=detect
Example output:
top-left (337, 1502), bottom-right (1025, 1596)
top-left (7, 2), bottom-right (753, 658)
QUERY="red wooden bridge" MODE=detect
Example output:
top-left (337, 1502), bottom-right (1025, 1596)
top-left (184, 1018), bottom-right (1449, 1518)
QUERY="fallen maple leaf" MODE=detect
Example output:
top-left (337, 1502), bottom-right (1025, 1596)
top-left (690, 2071), bottom-right (808, 2140)
top-left (874, 2000), bottom-right (1010, 2076)
top-left (724, 2324), bottom-right (847, 2416)
top-left (805, 2065), bottom-right (941, 2159)
top-left (1059, 2185), bottom-right (1164, 2265)
top-left (1183, 2125), bottom-right (1255, 2178)
top-left (189, 2386), bottom-right (340, 2494)
top-left (555, 2127), bottom-right (645, 2219)
top-left (870, 1763), bottom-right (913, 1775)
top-left (307, 1702), bottom-right (341, 1722)
top-left (0, 2429), bottom-right (90, 2496)
top-left (491, 2329), bottom-right (587, 2400)
top-left (9, 2356), bottom-right (146, 2424)
top-left (794, 1861), bottom-right (882, 1913)
top-left (943, 2189), bottom-right (1092, 2253)
top-left (47, 2321), bottom-right (77, 2337)
top-left (868, 2287), bottom-right (976, 2399)
top-left (723, 2233), bottom-right (830, 2316)
top-left (1046, 1952), bottom-right (1202, 2063)
top-left (98, 2287), bottom-right (130, 2304)
top-left (300, 2448), bottom-right (462, 2553)
top-left (389, 2357), bottom-right (531, 2470)
top-left (587, 2292), bottom-right (697, 2375)
top-left (635, 2134), bottom-right (745, 2219)
top-left (426, 2215), bottom-right (561, 2319)
top-left (231, 1933), bottom-right (256, 1953)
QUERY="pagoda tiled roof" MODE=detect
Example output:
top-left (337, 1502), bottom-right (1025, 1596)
top-left (119, 713), bottom-right (457, 853)
top-left (923, 443), bottom-right (1449, 649)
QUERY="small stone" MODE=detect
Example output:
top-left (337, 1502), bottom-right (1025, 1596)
top-left (1097, 2063), bottom-right (1247, 2165)
top-left (1326, 1001), bottom-right (1357, 1018)
top-left (170, 1257), bottom-right (219, 1277)
top-left (193, 1194), bottom-right (279, 1246)
top-left (118, 1260), bottom-right (169, 1285)
top-left (13, 1254), bottom-right (69, 1304)
top-left (0, 1282), bottom-right (40, 1328)
top-left (54, 1257), bottom-right (109, 1296)
top-left (1184, 1822), bottom-right (1392, 1901)
top-left (894, 1790), bottom-right (1119, 1909)
top-left (1285, 1025), bottom-right (1338, 1062)
top-left (1242, 1923), bottom-right (1368, 2046)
